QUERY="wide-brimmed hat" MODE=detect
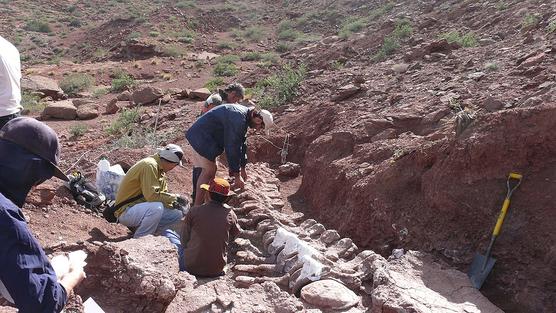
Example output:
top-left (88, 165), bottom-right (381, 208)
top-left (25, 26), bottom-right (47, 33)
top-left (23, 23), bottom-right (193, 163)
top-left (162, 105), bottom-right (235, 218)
top-left (200, 177), bottom-right (235, 196)
top-left (0, 117), bottom-right (68, 181)
top-left (157, 144), bottom-right (184, 166)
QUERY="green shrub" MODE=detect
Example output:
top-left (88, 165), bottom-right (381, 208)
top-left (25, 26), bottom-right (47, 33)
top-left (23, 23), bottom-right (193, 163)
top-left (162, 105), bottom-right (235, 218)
top-left (495, 1), bottom-right (508, 10)
top-left (277, 21), bottom-right (300, 41)
top-left (60, 73), bottom-right (95, 96)
top-left (69, 124), bottom-right (88, 138)
top-left (547, 20), bottom-right (556, 33)
top-left (241, 51), bottom-right (262, 61)
top-left (179, 36), bottom-right (194, 43)
top-left (111, 71), bottom-right (135, 92)
top-left (440, 31), bottom-right (477, 47)
top-left (162, 45), bottom-right (186, 57)
top-left (339, 17), bottom-right (366, 38)
top-left (275, 42), bottom-right (291, 52)
top-left (368, 2), bottom-right (394, 20)
top-left (522, 14), bottom-right (538, 29)
top-left (217, 41), bottom-right (236, 50)
top-left (216, 54), bottom-right (240, 64)
top-left (106, 108), bottom-right (141, 136)
top-left (127, 31), bottom-right (141, 41)
top-left (69, 18), bottom-right (82, 27)
top-left (21, 91), bottom-right (45, 113)
top-left (204, 77), bottom-right (224, 91)
top-left (92, 87), bottom-right (110, 98)
top-left (25, 20), bottom-right (52, 33)
top-left (213, 63), bottom-right (238, 77)
top-left (277, 28), bottom-right (300, 41)
top-left (255, 64), bottom-right (306, 108)
top-left (392, 19), bottom-right (412, 39)
top-left (244, 26), bottom-right (265, 42)
top-left (373, 35), bottom-right (400, 61)
top-left (176, 0), bottom-right (195, 8)
top-left (149, 31), bottom-right (160, 37)
top-left (484, 62), bottom-right (499, 71)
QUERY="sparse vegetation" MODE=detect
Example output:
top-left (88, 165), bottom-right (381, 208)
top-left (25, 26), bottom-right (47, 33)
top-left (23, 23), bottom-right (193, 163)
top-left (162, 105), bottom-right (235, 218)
top-left (21, 91), bottom-right (45, 113)
top-left (241, 51), bottom-right (263, 61)
top-left (69, 18), bottom-right (82, 27)
top-left (106, 108), bottom-right (141, 136)
top-left (339, 17), bottom-right (366, 38)
top-left (522, 14), bottom-right (539, 29)
top-left (69, 124), bottom-right (88, 138)
top-left (277, 21), bottom-right (301, 41)
top-left (162, 45), bottom-right (186, 57)
top-left (205, 77), bottom-right (224, 91)
top-left (110, 71), bottom-right (135, 92)
top-left (440, 31), bottom-right (477, 47)
top-left (485, 62), bottom-right (499, 71)
top-left (213, 63), bottom-right (239, 77)
top-left (243, 25), bottom-right (265, 42)
top-left (149, 31), bottom-right (160, 37)
top-left (373, 19), bottom-right (413, 61)
top-left (60, 73), bottom-right (95, 96)
top-left (176, 0), bottom-right (195, 8)
top-left (92, 87), bottom-right (110, 98)
top-left (373, 36), bottom-right (400, 61)
top-left (25, 20), bottom-right (52, 33)
top-left (275, 42), bottom-right (292, 52)
top-left (392, 19), bottom-right (413, 39)
top-left (217, 41), bottom-right (236, 50)
top-left (253, 64), bottom-right (307, 108)
top-left (495, 1), bottom-right (508, 10)
top-left (547, 20), bottom-right (556, 34)
top-left (368, 2), bottom-right (394, 20)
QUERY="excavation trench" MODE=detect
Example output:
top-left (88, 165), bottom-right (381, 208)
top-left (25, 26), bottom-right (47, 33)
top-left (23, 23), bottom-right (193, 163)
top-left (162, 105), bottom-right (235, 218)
top-left (66, 163), bottom-right (502, 313)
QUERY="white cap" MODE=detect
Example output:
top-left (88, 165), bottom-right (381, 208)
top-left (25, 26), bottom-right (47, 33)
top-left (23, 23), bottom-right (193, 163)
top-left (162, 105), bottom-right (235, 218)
top-left (157, 144), bottom-right (184, 166)
top-left (205, 93), bottom-right (222, 106)
top-left (260, 109), bottom-right (274, 135)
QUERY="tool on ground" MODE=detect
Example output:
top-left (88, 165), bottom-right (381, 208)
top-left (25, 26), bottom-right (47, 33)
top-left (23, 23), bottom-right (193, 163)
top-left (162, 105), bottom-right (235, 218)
top-left (468, 172), bottom-right (523, 289)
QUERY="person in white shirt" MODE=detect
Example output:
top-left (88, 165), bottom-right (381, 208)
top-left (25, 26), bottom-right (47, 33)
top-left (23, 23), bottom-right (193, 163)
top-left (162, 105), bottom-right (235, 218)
top-left (0, 36), bottom-right (23, 129)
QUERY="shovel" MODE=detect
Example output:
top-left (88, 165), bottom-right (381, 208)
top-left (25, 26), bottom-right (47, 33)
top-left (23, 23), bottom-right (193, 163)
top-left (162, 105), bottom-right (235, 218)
top-left (468, 172), bottom-right (523, 289)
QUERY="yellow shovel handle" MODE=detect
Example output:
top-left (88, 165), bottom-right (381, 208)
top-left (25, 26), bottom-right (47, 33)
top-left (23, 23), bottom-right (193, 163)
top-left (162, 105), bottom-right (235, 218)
top-left (493, 198), bottom-right (510, 236)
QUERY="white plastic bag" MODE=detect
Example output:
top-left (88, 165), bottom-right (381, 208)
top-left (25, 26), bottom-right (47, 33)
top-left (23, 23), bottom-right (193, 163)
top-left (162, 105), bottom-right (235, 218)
top-left (95, 159), bottom-right (125, 201)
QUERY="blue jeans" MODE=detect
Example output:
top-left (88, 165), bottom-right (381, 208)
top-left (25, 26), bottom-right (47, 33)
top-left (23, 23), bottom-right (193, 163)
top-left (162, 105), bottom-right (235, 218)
top-left (163, 229), bottom-right (185, 271)
top-left (118, 202), bottom-right (183, 238)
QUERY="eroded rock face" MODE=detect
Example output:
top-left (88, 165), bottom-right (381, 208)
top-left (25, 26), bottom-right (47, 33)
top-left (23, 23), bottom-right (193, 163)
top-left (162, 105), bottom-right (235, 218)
top-left (42, 100), bottom-right (77, 120)
top-left (78, 236), bottom-right (194, 313)
top-left (371, 251), bottom-right (504, 313)
top-left (21, 75), bottom-right (65, 100)
top-left (166, 280), bottom-right (304, 313)
top-left (301, 279), bottom-right (359, 310)
top-left (131, 86), bottom-right (163, 105)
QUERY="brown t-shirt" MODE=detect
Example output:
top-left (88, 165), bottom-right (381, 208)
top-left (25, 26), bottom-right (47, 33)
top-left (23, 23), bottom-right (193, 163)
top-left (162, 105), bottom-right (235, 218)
top-left (180, 200), bottom-right (240, 277)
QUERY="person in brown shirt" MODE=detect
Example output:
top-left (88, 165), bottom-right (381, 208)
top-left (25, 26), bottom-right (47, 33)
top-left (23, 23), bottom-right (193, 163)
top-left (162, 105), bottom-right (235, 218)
top-left (180, 177), bottom-right (241, 277)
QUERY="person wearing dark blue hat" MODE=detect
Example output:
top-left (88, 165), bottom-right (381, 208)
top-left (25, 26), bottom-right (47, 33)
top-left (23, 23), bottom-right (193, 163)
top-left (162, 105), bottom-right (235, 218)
top-left (0, 117), bottom-right (85, 312)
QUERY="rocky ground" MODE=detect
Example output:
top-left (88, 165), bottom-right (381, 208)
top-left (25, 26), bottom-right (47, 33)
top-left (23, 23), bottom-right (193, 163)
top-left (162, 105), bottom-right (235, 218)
top-left (1, 0), bottom-right (555, 312)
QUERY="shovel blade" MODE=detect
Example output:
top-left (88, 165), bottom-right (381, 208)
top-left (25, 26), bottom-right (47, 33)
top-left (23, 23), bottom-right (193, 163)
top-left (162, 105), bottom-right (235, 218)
top-left (468, 254), bottom-right (496, 289)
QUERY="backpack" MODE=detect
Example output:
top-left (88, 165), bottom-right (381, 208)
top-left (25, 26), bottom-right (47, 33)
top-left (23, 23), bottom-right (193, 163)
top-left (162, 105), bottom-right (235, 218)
top-left (66, 172), bottom-right (106, 211)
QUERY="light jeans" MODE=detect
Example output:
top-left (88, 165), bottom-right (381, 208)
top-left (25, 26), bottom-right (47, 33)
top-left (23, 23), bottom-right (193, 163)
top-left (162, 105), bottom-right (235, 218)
top-left (118, 201), bottom-right (183, 238)
top-left (162, 229), bottom-right (185, 271)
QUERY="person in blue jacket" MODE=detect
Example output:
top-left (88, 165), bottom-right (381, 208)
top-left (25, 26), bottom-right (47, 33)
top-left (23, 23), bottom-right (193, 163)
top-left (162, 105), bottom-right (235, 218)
top-left (186, 104), bottom-right (273, 206)
top-left (0, 117), bottom-right (85, 313)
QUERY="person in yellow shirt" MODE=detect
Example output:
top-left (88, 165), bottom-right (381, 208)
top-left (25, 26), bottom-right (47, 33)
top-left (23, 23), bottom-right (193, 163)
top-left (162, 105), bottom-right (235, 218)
top-left (114, 144), bottom-right (187, 238)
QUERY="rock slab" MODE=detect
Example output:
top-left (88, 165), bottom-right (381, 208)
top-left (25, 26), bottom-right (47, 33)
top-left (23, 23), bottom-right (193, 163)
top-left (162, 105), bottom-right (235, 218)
top-left (301, 279), bottom-right (359, 310)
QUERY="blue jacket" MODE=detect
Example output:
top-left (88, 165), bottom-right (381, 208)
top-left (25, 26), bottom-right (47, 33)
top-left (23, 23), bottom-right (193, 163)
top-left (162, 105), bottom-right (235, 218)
top-left (0, 139), bottom-right (67, 312)
top-left (186, 104), bottom-right (250, 174)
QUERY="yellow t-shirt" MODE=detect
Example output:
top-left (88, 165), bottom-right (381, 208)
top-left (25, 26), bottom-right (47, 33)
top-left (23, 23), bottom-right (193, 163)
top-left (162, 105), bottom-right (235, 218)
top-left (114, 154), bottom-right (177, 217)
